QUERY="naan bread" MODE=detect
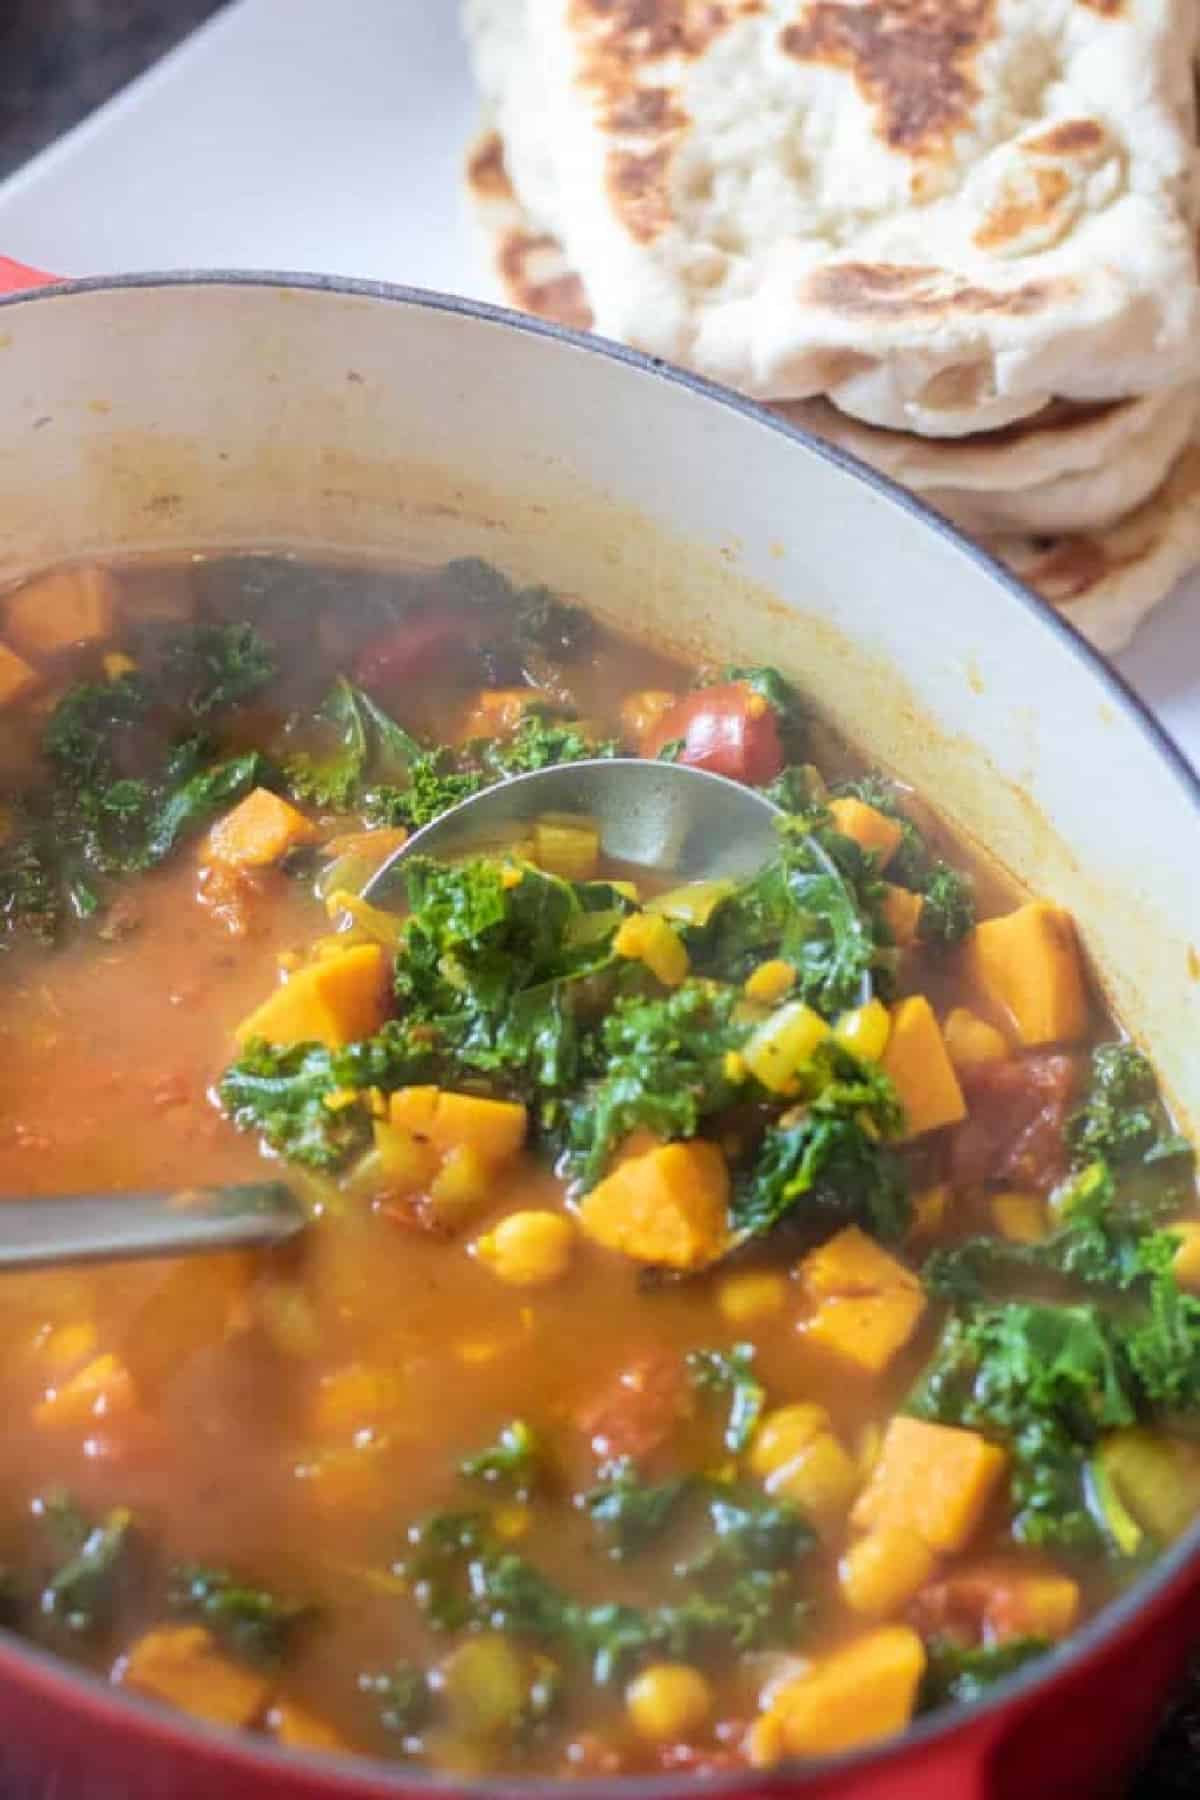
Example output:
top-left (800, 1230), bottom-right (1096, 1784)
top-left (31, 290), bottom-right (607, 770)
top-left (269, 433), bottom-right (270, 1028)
top-left (463, 0), bottom-right (1200, 435)
top-left (778, 385), bottom-right (1200, 536)
top-left (464, 127), bottom-right (1200, 652)
top-left (987, 439), bottom-right (1200, 652)
top-left (467, 128), bottom-right (1200, 537)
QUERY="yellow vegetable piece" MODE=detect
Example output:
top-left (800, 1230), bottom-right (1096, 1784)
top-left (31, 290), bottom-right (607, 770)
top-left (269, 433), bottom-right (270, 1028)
top-left (718, 1270), bottom-right (788, 1325)
top-left (646, 879), bottom-right (735, 927)
top-left (0, 640), bottom-right (40, 708)
top-left (372, 1120), bottom-right (440, 1194)
top-left (750, 1404), bottom-right (831, 1477)
top-left (990, 1191), bottom-right (1048, 1243)
top-left (942, 1006), bottom-right (1010, 1072)
top-left (828, 797), bottom-right (904, 867)
top-left (1100, 1428), bottom-right (1200, 1543)
top-left (749, 1627), bottom-right (925, 1764)
top-left (117, 1626), bottom-right (271, 1729)
top-left (881, 996), bottom-right (966, 1138)
top-left (36, 1321), bottom-right (99, 1378)
top-left (839, 1526), bottom-right (937, 1619)
top-left (853, 1416), bottom-right (1007, 1554)
top-left (475, 1211), bottom-right (575, 1286)
top-left (744, 960), bottom-right (796, 1006)
top-left (578, 1140), bottom-right (729, 1270)
top-left (833, 998), bottom-right (891, 1063)
top-left (324, 889), bottom-right (405, 951)
top-left (532, 814), bottom-right (600, 881)
top-left (880, 883), bottom-right (923, 948)
top-left (626, 1664), bottom-right (713, 1742)
top-left (102, 650), bottom-right (138, 679)
top-left (4, 563), bottom-right (116, 656)
top-left (429, 1144), bottom-right (495, 1221)
top-left (207, 786), bottom-right (321, 869)
top-left (767, 1428), bottom-right (862, 1531)
top-left (742, 1000), bottom-right (830, 1095)
top-left (388, 1087), bottom-right (528, 1164)
top-left (235, 943), bottom-right (389, 1050)
top-left (613, 912), bottom-right (690, 987)
top-left (1170, 1222), bottom-right (1200, 1293)
top-left (964, 901), bottom-right (1089, 1047)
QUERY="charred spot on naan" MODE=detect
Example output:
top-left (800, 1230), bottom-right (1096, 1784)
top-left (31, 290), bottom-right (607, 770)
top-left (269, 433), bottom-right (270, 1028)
top-left (781, 0), bottom-right (998, 160)
top-left (1023, 118), bottom-right (1110, 160)
top-left (567, 0), bottom-right (763, 63)
top-left (803, 263), bottom-right (1071, 321)
top-left (465, 129), bottom-right (511, 201)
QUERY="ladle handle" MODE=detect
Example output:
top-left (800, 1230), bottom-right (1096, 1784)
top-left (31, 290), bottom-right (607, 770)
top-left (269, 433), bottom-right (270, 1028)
top-left (0, 1184), bottom-right (305, 1271)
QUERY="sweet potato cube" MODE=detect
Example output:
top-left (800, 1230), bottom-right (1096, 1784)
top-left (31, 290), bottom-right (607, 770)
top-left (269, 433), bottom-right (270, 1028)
top-left (578, 1140), bottom-right (729, 1269)
top-left (270, 1702), bottom-right (347, 1751)
top-left (4, 564), bottom-right (115, 656)
top-left (120, 1253), bottom-right (254, 1396)
top-left (839, 1525), bottom-right (937, 1619)
top-left (749, 1627), bottom-right (925, 1763)
top-left (1171, 1222), bottom-right (1200, 1292)
top-left (880, 883), bottom-right (923, 948)
top-left (431, 1091), bottom-right (527, 1163)
top-left (852, 1416), bottom-right (1007, 1553)
top-left (963, 902), bottom-right (1089, 1047)
top-left (234, 943), bottom-right (389, 1049)
top-left (388, 1085), bottom-right (439, 1135)
top-left (117, 1625), bottom-right (271, 1728)
top-left (881, 996), bottom-right (966, 1138)
top-left (801, 1225), bottom-right (918, 1300)
top-left (804, 1291), bottom-right (927, 1376)
top-left (206, 787), bottom-right (320, 868)
top-left (828, 798), bottom-right (904, 867)
top-left (0, 640), bottom-right (40, 707)
top-left (800, 1226), bottom-right (925, 1375)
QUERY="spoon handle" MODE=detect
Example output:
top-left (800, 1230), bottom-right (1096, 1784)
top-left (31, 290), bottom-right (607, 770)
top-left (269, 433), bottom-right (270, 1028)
top-left (0, 1184), bottom-right (305, 1271)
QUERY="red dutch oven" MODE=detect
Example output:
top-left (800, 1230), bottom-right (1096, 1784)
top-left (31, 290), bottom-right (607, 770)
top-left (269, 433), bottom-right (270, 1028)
top-left (0, 257), bottom-right (1195, 1800)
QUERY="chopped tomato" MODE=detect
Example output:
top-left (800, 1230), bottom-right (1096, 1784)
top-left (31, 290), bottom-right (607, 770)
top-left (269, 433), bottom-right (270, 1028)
top-left (641, 683), bottom-right (784, 785)
top-left (353, 614), bottom-right (471, 693)
top-left (577, 1352), bottom-right (690, 1463)
top-left (950, 1053), bottom-right (1083, 1194)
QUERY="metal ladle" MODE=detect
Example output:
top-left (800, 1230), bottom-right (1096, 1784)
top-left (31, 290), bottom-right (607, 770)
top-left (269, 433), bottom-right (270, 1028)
top-left (0, 759), bottom-right (786, 1271)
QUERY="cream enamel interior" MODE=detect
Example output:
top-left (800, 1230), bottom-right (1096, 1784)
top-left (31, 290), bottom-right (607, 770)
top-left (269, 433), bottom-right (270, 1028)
top-left (0, 277), bottom-right (1195, 1134)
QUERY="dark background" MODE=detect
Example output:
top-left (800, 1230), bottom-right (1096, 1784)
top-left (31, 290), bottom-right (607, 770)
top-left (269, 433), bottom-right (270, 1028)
top-left (0, 0), bottom-right (1195, 1793)
top-left (0, 0), bottom-right (225, 177)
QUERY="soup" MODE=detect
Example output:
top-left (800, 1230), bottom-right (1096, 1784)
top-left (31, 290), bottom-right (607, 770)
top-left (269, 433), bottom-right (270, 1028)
top-left (0, 552), bottom-right (1195, 1776)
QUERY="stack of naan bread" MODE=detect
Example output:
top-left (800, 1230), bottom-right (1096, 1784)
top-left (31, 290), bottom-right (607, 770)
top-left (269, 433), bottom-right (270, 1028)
top-left (461, 0), bottom-right (1200, 651)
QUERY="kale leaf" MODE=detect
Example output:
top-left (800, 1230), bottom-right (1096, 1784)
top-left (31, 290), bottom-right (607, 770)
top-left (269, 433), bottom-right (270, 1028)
top-left (566, 982), bottom-right (748, 1188)
top-left (699, 825), bottom-right (886, 1014)
top-left (39, 1494), bottom-right (136, 1638)
top-left (732, 1042), bottom-right (907, 1245)
top-left (921, 1637), bottom-right (1051, 1710)
top-left (687, 1344), bottom-right (766, 1454)
top-left (1067, 1043), bottom-right (1194, 1182)
top-left (459, 1421), bottom-right (542, 1497)
top-left (830, 773), bottom-right (976, 946)
top-left (581, 1461), bottom-right (693, 1561)
top-left (909, 1304), bottom-right (1136, 1551)
top-left (167, 1564), bottom-right (315, 1664)
top-left (158, 622), bottom-right (277, 717)
top-left (282, 677), bottom-right (422, 811)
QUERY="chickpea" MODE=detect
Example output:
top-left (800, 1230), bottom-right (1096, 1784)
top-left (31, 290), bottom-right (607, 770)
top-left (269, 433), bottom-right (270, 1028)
top-left (625, 1663), bottom-right (713, 1742)
top-left (475, 1211), bottom-right (574, 1287)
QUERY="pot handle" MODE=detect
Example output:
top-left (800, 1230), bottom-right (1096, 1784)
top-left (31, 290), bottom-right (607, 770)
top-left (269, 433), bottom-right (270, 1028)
top-left (0, 257), bottom-right (63, 293)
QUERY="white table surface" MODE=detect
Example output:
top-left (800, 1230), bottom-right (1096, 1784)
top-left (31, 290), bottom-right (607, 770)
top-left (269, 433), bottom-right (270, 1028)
top-left (0, 0), bottom-right (1196, 770)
